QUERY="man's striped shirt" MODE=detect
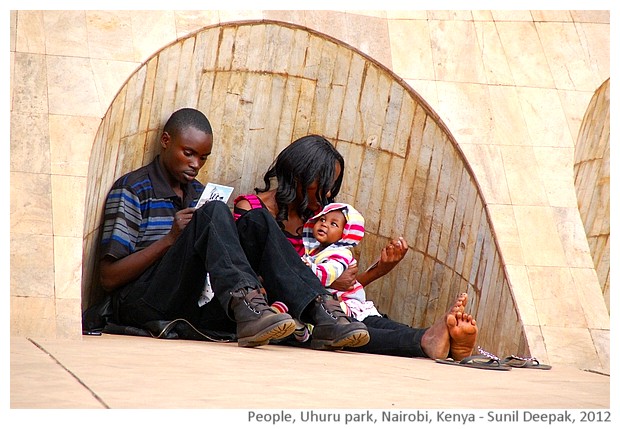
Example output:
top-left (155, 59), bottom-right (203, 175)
top-left (100, 156), bottom-right (203, 260)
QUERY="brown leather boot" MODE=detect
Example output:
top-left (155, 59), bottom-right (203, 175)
top-left (229, 287), bottom-right (296, 347)
top-left (309, 294), bottom-right (370, 350)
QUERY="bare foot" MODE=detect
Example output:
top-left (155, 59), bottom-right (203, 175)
top-left (447, 312), bottom-right (478, 361)
top-left (420, 293), bottom-right (468, 359)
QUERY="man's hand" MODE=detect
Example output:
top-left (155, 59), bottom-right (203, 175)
top-left (168, 207), bottom-right (196, 241)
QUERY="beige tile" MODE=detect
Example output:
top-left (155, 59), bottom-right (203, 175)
top-left (553, 207), bottom-right (595, 268)
top-left (10, 233), bottom-right (55, 297)
top-left (486, 204), bottom-right (524, 265)
top-left (55, 298), bottom-right (83, 339)
top-left (473, 21), bottom-right (514, 85)
top-left (10, 296), bottom-right (56, 337)
top-left (218, 10), bottom-right (263, 23)
top-left (516, 87), bottom-right (574, 148)
top-left (513, 205), bottom-right (567, 267)
top-left (86, 11), bottom-right (134, 62)
top-left (487, 85), bottom-right (530, 146)
top-left (505, 265), bottom-right (538, 325)
top-left (526, 266), bottom-right (587, 328)
top-left (541, 326), bottom-right (604, 371)
top-left (43, 10), bottom-right (89, 57)
top-left (344, 13), bottom-right (392, 70)
top-left (53, 236), bottom-right (83, 300)
top-left (522, 324), bottom-right (549, 362)
top-left (427, 10), bottom-right (473, 20)
top-left (533, 146), bottom-right (579, 208)
top-left (404, 79), bottom-right (438, 112)
top-left (304, 10), bottom-right (348, 44)
top-left (10, 51), bottom-right (14, 107)
top-left (10, 171), bottom-right (53, 235)
top-left (537, 22), bottom-right (598, 92)
top-left (429, 20), bottom-right (486, 83)
top-left (531, 10), bottom-right (573, 22)
top-left (12, 52), bottom-right (48, 114)
top-left (471, 10), bottom-right (494, 21)
top-left (590, 329), bottom-right (610, 374)
top-left (501, 145), bottom-right (548, 206)
top-left (459, 144), bottom-right (511, 204)
top-left (347, 10), bottom-right (388, 19)
top-left (10, 337), bottom-right (100, 408)
top-left (491, 10), bottom-right (534, 21)
top-left (495, 21), bottom-right (555, 88)
top-left (15, 10), bottom-right (45, 54)
top-left (49, 114), bottom-right (99, 177)
top-left (51, 175), bottom-right (87, 238)
top-left (574, 22), bottom-right (610, 82)
top-left (130, 11), bottom-right (177, 62)
top-left (570, 267), bottom-right (609, 330)
top-left (262, 10), bottom-right (305, 26)
top-left (386, 10), bottom-right (428, 20)
top-left (173, 11), bottom-right (219, 38)
top-left (570, 10), bottom-right (610, 24)
top-left (388, 20), bottom-right (434, 80)
top-left (10, 112), bottom-right (50, 174)
top-left (10, 10), bottom-right (16, 51)
top-left (46, 55), bottom-right (101, 117)
top-left (435, 82), bottom-right (493, 145)
top-left (557, 89), bottom-right (597, 143)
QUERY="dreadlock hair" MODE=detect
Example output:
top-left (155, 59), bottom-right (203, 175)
top-left (256, 135), bottom-right (345, 224)
top-left (163, 107), bottom-right (212, 138)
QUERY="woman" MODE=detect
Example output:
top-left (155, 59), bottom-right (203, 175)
top-left (234, 135), bottom-right (478, 359)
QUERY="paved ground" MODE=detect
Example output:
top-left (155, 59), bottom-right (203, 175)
top-left (7, 335), bottom-right (612, 427)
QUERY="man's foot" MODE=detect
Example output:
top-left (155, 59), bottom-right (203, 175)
top-left (420, 293), bottom-right (469, 359)
top-left (309, 295), bottom-right (370, 350)
top-left (447, 312), bottom-right (478, 361)
top-left (230, 287), bottom-right (296, 347)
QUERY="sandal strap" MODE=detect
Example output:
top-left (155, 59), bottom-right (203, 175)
top-left (477, 346), bottom-right (500, 361)
top-left (508, 354), bottom-right (539, 362)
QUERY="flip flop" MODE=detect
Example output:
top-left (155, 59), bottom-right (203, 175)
top-left (500, 355), bottom-right (552, 370)
top-left (435, 355), bottom-right (512, 371)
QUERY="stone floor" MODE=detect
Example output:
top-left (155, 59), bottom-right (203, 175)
top-left (7, 334), bottom-right (611, 427)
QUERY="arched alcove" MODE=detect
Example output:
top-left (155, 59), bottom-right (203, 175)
top-left (574, 78), bottom-right (610, 311)
top-left (82, 20), bottom-right (526, 357)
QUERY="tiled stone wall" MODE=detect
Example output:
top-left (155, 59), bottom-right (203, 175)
top-left (574, 79), bottom-right (610, 310)
top-left (82, 21), bottom-right (525, 359)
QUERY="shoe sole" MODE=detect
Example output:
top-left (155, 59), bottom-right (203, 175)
top-left (238, 319), bottom-right (297, 348)
top-left (310, 329), bottom-right (370, 350)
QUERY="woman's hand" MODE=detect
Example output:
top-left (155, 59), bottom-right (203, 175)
top-left (377, 236), bottom-right (409, 275)
top-left (330, 261), bottom-right (359, 291)
top-left (357, 236), bottom-right (409, 286)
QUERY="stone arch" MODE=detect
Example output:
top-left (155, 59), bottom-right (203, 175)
top-left (574, 78), bottom-right (610, 311)
top-left (82, 20), bottom-right (526, 357)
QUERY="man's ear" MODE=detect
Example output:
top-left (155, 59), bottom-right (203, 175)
top-left (160, 131), bottom-right (171, 149)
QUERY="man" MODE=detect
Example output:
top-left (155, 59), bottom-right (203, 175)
top-left (99, 107), bottom-right (369, 349)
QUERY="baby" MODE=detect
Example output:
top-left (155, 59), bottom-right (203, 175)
top-left (301, 202), bottom-right (380, 321)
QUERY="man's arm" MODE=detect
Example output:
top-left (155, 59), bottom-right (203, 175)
top-left (99, 207), bottom-right (195, 291)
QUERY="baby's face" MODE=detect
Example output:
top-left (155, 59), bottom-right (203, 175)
top-left (313, 210), bottom-right (346, 245)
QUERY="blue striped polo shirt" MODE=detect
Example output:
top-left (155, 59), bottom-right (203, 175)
top-left (100, 156), bottom-right (204, 260)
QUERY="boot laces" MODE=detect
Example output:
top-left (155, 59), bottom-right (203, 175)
top-left (319, 295), bottom-right (347, 320)
top-left (242, 288), bottom-right (271, 314)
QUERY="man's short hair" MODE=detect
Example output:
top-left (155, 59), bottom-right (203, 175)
top-left (163, 108), bottom-right (212, 137)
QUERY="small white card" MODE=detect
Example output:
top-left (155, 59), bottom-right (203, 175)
top-left (196, 182), bottom-right (234, 208)
top-left (195, 182), bottom-right (234, 307)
